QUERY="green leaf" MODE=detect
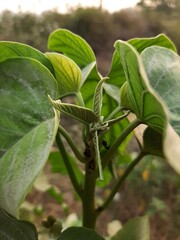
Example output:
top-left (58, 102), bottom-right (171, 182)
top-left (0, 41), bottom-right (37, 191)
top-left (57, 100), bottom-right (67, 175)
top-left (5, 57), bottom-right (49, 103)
top-left (0, 41), bottom-right (54, 73)
top-left (48, 28), bottom-right (96, 67)
top-left (143, 127), bottom-right (164, 157)
top-left (103, 83), bottom-right (120, 104)
top-left (100, 92), bottom-right (132, 182)
top-left (46, 53), bottom-right (82, 97)
top-left (81, 61), bottom-right (96, 86)
top-left (101, 93), bottom-right (131, 152)
top-left (141, 46), bottom-right (180, 174)
top-left (48, 151), bottom-right (83, 183)
top-left (59, 227), bottom-right (105, 240)
top-left (128, 34), bottom-right (176, 53)
top-left (93, 78), bottom-right (107, 119)
top-left (110, 216), bottom-right (150, 240)
top-left (116, 41), bottom-right (180, 174)
top-left (48, 29), bottom-right (100, 108)
top-left (80, 67), bottom-right (101, 109)
top-left (115, 40), bottom-right (167, 133)
top-left (141, 46), bottom-right (180, 135)
top-left (107, 34), bottom-right (175, 90)
top-left (107, 50), bottom-right (126, 88)
top-left (0, 208), bottom-right (38, 240)
top-left (49, 96), bottom-right (98, 125)
top-left (0, 58), bottom-right (59, 216)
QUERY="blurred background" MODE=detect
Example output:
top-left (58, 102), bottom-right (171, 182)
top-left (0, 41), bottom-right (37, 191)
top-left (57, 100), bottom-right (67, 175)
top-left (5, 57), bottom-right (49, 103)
top-left (0, 1), bottom-right (180, 239)
top-left (1, 0), bottom-right (180, 74)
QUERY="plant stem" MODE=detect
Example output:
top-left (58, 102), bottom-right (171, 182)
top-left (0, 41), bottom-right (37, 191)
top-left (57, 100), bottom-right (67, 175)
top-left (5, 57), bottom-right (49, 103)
top-left (105, 106), bottom-right (122, 121)
top-left (82, 160), bottom-right (97, 229)
top-left (58, 126), bottom-right (85, 163)
top-left (107, 110), bottom-right (130, 127)
top-left (76, 92), bottom-right (89, 142)
top-left (93, 130), bottom-right (104, 181)
top-left (101, 118), bottom-right (142, 171)
top-left (76, 92), bottom-right (85, 107)
top-left (96, 151), bottom-right (146, 215)
top-left (56, 132), bottom-right (83, 199)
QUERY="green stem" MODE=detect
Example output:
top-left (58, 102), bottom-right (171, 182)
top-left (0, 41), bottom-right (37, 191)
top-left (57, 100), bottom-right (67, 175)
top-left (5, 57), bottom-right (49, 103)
top-left (56, 132), bottom-right (83, 199)
top-left (93, 131), bottom-right (104, 181)
top-left (96, 151), bottom-right (146, 215)
top-left (76, 92), bottom-right (88, 142)
top-left (107, 110), bottom-right (130, 127)
top-left (76, 92), bottom-right (85, 107)
top-left (82, 161), bottom-right (97, 229)
top-left (58, 126), bottom-right (85, 163)
top-left (98, 111), bottom-right (130, 144)
top-left (101, 118), bottom-right (142, 171)
top-left (105, 106), bottom-right (122, 121)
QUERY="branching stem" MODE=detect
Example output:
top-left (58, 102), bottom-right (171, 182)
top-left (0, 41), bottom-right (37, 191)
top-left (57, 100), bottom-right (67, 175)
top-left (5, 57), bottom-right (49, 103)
top-left (76, 92), bottom-right (85, 107)
top-left (101, 118), bottom-right (142, 171)
top-left (56, 132), bottom-right (83, 199)
top-left (58, 126), bottom-right (85, 163)
top-left (96, 151), bottom-right (147, 215)
top-left (105, 106), bottom-right (122, 121)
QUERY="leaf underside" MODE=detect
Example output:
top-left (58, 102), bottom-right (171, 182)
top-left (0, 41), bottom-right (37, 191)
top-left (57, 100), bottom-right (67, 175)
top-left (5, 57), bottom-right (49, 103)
top-left (0, 57), bottom-right (59, 216)
top-left (0, 208), bottom-right (38, 240)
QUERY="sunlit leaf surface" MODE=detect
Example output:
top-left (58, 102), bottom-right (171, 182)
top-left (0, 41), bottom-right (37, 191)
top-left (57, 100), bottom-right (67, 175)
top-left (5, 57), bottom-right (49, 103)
top-left (0, 41), bottom-right (53, 73)
top-left (46, 52), bottom-right (82, 97)
top-left (48, 28), bottom-right (95, 67)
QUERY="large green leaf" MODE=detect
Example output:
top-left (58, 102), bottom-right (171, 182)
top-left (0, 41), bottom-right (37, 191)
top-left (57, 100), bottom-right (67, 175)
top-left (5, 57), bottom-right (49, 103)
top-left (46, 52), bottom-right (82, 97)
top-left (0, 57), bottom-right (59, 216)
top-left (115, 41), bottom-right (180, 174)
top-left (107, 34), bottom-right (175, 90)
top-left (128, 34), bottom-right (176, 53)
top-left (48, 28), bottom-right (100, 108)
top-left (141, 46), bottom-right (180, 135)
top-left (0, 41), bottom-right (54, 73)
top-left (141, 46), bottom-right (180, 173)
top-left (48, 28), bottom-right (96, 67)
top-left (49, 96), bottom-right (98, 125)
top-left (115, 40), bottom-right (167, 133)
top-left (59, 227), bottom-right (105, 240)
top-left (0, 208), bottom-right (38, 239)
top-left (110, 216), bottom-right (150, 240)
